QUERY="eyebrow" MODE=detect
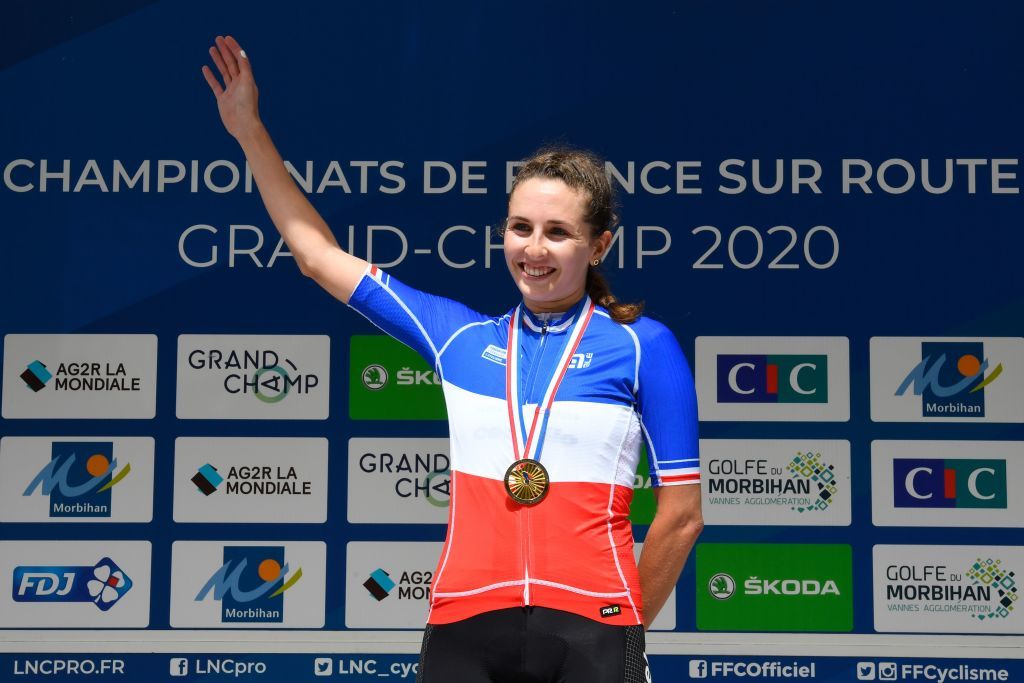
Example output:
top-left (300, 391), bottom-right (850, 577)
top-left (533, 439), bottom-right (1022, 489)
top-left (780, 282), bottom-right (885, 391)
top-left (507, 215), bottom-right (576, 227)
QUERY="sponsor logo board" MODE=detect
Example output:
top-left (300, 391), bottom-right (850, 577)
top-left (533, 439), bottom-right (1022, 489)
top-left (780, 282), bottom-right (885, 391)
top-left (0, 541), bottom-right (150, 627)
top-left (2, 334), bottom-right (157, 419)
top-left (347, 438), bottom-right (450, 523)
top-left (872, 441), bottom-right (1021, 527)
top-left (873, 545), bottom-right (1021, 634)
top-left (697, 543), bottom-right (853, 631)
top-left (0, 437), bottom-right (154, 523)
top-left (350, 336), bottom-right (446, 420)
top-left (870, 337), bottom-right (1024, 423)
top-left (344, 542), bottom-right (674, 630)
top-left (169, 541), bottom-right (325, 628)
top-left (701, 440), bottom-right (850, 526)
top-left (696, 337), bottom-right (849, 421)
top-left (176, 335), bottom-right (329, 419)
top-left (173, 438), bottom-right (328, 523)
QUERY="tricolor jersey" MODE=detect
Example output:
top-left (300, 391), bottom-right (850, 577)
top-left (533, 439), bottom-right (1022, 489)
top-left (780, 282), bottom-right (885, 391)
top-left (348, 266), bottom-right (699, 626)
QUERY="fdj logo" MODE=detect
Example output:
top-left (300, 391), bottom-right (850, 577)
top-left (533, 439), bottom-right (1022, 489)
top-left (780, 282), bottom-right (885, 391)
top-left (20, 360), bottom-right (52, 392)
top-left (894, 459), bottom-right (1007, 508)
top-left (363, 568), bottom-right (396, 601)
top-left (13, 557), bottom-right (132, 611)
top-left (895, 342), bottom-right (1003, 417)
top-left (22, 442), bottom-right (130, 518)
top-left (717, 355), bottom-right (828, 403)
top-left (195, 546), bottom-right (302, 623)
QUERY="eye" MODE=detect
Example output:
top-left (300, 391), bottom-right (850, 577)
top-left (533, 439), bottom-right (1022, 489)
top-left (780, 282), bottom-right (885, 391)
top-left (509, 222), bottom-right (530, 233)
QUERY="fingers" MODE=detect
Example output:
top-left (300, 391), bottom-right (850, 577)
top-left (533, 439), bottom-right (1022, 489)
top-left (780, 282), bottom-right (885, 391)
top-left (201, 65), bottom-right (224, 97)
top-left (209, 43), bottom-right (231, 86)
top-left (225, 35), bottom-right (251, 74)
top-left (216, 35), bottom-right (240, 80)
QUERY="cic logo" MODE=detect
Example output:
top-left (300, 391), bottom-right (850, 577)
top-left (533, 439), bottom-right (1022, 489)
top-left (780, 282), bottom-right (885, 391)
top-left (717, 354), bottom-right (828, 403)
top-left (894, 459), bottom-right (1007, 509)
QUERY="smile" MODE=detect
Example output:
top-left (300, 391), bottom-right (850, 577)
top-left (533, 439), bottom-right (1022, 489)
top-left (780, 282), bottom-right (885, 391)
top-left (521, 263), bottom-right (555, 278)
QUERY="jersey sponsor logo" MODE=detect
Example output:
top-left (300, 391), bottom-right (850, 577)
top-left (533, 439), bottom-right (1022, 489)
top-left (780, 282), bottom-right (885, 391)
top-left (21, 442), bottom-right (129, 518)
top-left (480, 344), bottom-right (507, 366)
top-left (13, 557), bottom-right (132, 611)
top-left (895, 342), bottom-right (1002, 417)
top-left (600, 604), bottom-right (622, 618)
top-left (717, 354), bottom-right (827, 403)
top-left (894, 459), bottom-right (1006, 509)
top-left (568, 352), bottom-right (593, 369)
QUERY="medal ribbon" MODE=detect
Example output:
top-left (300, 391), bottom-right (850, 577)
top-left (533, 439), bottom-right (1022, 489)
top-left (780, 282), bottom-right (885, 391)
top-left (506, 297), bottom-right (595, 462)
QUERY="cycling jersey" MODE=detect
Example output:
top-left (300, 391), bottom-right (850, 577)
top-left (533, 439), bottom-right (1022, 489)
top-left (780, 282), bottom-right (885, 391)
top-left (349, 265), bottom-right (699, 627)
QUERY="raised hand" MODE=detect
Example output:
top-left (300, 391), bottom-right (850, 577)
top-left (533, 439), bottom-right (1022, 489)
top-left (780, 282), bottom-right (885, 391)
top-left (202, 35), bottom-right (261, 141)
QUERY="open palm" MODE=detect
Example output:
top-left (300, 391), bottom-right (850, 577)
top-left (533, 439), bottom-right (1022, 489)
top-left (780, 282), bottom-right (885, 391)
top-left (201, 35), bottom-right (260, 141)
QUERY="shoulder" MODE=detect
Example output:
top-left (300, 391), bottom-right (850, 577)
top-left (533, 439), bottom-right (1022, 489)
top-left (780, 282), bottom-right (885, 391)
top-left (594, 309), bottom-right (679, 350)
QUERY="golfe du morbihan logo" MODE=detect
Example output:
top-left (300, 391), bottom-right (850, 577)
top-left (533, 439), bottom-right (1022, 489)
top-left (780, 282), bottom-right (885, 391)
top-left (13, 557), bottom-right (133, 611)
top-left (706, 451), bottom-right (838, 514)
top-left (195, 546), bottom-right (302, 624)
top-left (884, 557), bottom-right (1016, 622)
top-left (22, 442), bottom-right (130, 518)
top-left (895, 341), bottom-right (1002, 417)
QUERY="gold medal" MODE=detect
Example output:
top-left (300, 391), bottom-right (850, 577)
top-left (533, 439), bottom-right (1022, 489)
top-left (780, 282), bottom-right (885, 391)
top-left (504, 460), bottom-right (550, 506)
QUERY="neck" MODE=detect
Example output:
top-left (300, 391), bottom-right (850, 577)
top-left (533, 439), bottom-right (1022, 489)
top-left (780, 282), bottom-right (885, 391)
top-left (522, 290), bottom-right (586, 315)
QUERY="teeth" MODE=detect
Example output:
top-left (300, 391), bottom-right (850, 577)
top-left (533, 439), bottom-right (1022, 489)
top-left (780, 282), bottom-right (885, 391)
top-left (524, 265), bottom-right (553, 277)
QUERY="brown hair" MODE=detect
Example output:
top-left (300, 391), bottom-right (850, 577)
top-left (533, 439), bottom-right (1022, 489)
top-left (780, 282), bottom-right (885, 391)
top-left (504, 146), bottom-right (644, 324)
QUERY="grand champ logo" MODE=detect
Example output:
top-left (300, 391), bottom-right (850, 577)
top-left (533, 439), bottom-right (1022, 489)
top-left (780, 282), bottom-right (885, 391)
top-left (885, 559), bottom-right (1017, 621)
top-left (187, 348), bottom-right (319, 402)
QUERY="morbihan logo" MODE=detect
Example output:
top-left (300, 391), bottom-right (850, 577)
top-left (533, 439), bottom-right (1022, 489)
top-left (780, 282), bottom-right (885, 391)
top-left (194, 546), bottom-right (302, 624)
top-left (22, 442), bottom-right (130, 518)
top-left (717, 354), bottom-right (827, 403)
top-left (894, 459), bottom-right (1007, 509)
top-left (895, 342), bottom-right (1002, 417)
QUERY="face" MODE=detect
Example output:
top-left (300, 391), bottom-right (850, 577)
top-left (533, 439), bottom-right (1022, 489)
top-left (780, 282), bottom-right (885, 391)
top-left (504, 177), bottom-right (611, 313)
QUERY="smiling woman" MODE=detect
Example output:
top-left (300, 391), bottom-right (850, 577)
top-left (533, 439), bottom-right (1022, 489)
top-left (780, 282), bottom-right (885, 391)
top-left (202, 34), bottom-right (702, 683)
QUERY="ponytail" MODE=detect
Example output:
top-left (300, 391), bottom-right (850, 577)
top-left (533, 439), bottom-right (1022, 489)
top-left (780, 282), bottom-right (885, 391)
top-left (586, 267), bottom-right (643, 324)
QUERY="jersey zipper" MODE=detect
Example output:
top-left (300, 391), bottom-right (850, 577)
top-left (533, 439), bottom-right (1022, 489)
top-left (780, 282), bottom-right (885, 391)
top-left (520, 321), bottom-right (548, 606)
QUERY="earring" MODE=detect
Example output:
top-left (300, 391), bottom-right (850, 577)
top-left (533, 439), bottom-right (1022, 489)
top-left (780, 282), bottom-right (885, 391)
top-left (591, 259), bottom-right (600, 266)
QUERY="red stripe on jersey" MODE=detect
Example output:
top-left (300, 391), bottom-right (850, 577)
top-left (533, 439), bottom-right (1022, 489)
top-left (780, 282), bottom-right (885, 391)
top-left (659, 472), bottom-right (701, 483)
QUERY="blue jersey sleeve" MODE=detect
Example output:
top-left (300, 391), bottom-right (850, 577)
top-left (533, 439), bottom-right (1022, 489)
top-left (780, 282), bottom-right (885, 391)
top-left (633, 318), bottom-right (700, 487)
top-left (347, 265), bottom-right (490, 376)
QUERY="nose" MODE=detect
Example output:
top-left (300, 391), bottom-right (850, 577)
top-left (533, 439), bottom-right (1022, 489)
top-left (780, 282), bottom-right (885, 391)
top-left (523, 229), bottom-right (547, 259)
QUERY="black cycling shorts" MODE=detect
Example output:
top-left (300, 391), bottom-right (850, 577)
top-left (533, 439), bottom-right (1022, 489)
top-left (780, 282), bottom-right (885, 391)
top-left (417, 606), bottom-right (651, 683)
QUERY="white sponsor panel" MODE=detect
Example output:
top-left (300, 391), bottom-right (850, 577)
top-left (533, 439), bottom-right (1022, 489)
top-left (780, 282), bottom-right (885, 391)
top-left (869, 337), bottom-right (1024, 423)
top-left (872, 441), bottom-right (1022, 528)
top-left (345, 542), bottom-right (674, 630)
top-left (169, 541), bottom-right (326, 628)
top-left (695, 337), bottom-right (850, 421)
top-left (701, 439), bottom-right (851, 526)
top-left (176, 335), bottom-right (330, 419)
top-left (347, 438), bottom-right (450, 524)
top-left (0, 541), bottom-right (151, 627)
top-left (173, 438), bottom-right (328, 523)
top-left (873, 545), bottom-right (1023, 633)
top-left (0, 437), bottom-right (154, 523)
top-left (2, 334), bottom-right (157, 419)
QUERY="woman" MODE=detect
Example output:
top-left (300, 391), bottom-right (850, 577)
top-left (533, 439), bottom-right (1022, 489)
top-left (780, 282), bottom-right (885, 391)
top-left (203, 35), bottom-right (702, 683)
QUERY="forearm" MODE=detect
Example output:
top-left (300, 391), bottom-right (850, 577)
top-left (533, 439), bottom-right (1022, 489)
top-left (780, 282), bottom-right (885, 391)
top-left (637, 495), bottom-right (703, 629)
top-left (235, 124), bottom-right (340, 271)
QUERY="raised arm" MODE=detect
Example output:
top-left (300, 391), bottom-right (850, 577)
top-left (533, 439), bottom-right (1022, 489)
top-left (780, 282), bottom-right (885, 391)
top-left (202, 35), bottom-right (366, 302)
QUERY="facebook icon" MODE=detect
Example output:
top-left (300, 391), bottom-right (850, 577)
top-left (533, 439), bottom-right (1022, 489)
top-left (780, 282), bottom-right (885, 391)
top-left (170, 658), bottom-right (188, 676)
top-left (689, 660), bottom-right (708, 678)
